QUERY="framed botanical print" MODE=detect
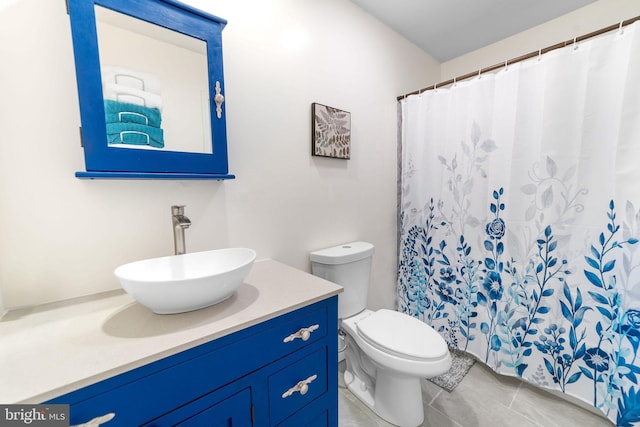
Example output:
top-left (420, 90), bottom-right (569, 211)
top-left (312, 103), bottom-right (351, 159)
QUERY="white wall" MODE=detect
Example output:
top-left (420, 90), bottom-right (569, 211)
top-left (7, 0), bottom-right (630, 313)
top-left (442, 0), bottom-right (640, 81)
top-left (0, 0), bottom-right (439, 310)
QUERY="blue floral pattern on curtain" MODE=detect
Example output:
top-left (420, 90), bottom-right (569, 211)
top-left (398, 23), bottom-right (640, 426)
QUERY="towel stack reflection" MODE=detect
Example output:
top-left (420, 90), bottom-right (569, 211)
top-left (101, 66), bottom-right (165, 149)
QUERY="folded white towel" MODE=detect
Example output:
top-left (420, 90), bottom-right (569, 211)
top-left (101, 66), bottom-right (162, 95)
top-left (103, 83), bottom-right (164, 111)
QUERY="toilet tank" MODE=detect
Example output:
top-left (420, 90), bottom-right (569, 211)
top-left (310, 241), bottom-right (374, 319)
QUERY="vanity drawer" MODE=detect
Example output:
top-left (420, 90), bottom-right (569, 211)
top-left (261, 305), bottom-right (328, 361)
top-left (277, 396), bottom-right (329, 427)
top-left (268, 347), bottom-right (328, 425)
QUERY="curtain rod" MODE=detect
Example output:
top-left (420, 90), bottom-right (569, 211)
top-left (397, 15), bottom-right (640, 101)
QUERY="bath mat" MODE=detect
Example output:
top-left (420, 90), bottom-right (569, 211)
top-left (428, 348), bottom-right (475, 392)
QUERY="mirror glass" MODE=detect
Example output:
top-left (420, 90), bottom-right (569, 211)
top-left (95, 5), bottom-right (212, 154)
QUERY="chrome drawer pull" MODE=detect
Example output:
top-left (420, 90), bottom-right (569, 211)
top-left (71, 413), bottom-right (115, 427)
top-left (283, 324), bottom-right (319, 343)
top-left (281, 374), bottom-right (318, 398)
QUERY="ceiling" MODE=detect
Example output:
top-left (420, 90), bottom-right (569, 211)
top-left (349, 0), bottom-right (597, 62)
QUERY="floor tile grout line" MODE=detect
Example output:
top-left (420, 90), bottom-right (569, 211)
top-left (427, 386), bottom-right (443, 405)
top-left (506, 380), bottom-right (548, 427)
top-left (428, 405), bottom-right (464, 427)
top-left (508, 378), bottom-right (523, 409)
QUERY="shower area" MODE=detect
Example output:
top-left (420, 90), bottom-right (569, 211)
top-left (397, 18), bottom-right (640, 426)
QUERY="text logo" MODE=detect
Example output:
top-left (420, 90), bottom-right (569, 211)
top-left (0, 405), bottom-right (69, 426)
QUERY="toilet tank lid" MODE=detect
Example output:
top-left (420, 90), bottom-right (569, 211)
top-left (310, 241), bottom-right (375, 265)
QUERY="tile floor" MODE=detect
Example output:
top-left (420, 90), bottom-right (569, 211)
top-left (338, 361), bottom-right (613, 426)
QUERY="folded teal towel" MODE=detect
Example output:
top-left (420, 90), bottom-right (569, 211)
top-left (106, 123), bottom-right (164, 148)
top-left (104, 100), bottom-right (162, 128)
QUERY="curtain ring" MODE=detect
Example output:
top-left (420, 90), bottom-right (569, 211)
top-left (453, 77), bottom-right (457, 87)
top-left (477, 69), bottom-right (482, 79)
top-left (573, 37), bottom-right (578, 50)
top-left (504, 59), bottom-right (508, 71)
top-left (619, 20), bottom-right (625, 35)
top-left (538, 48), bottom-right (542, 61)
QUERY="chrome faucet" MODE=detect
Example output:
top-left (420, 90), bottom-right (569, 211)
top-left (171, 205), bottom-right (191, 255)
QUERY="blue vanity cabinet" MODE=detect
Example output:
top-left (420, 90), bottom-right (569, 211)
top-left (45, 297), bottom-right (338, 427)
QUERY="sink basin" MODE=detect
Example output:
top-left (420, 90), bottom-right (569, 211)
top-left (114, 248), bottom-right (256, 314)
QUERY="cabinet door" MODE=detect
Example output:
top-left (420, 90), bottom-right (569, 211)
top-left (144, 388), bottom-right (251, 427)
top-left (177, 389), bottom-right (251, 427)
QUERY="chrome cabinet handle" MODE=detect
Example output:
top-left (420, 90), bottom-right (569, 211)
top-left (71, 413), bottom-right (115, 427)
top-left (283, 324), bottom-right (319, 343)
top-left (281, 374), bottom-right (318, 398)
top-left (214, 81), bottom-right (225, 119)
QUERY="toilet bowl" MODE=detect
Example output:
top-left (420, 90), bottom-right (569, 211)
top-left (309, 241), bottom-right (452, 427)
top-left (341, 309), bottom-right (451, 427)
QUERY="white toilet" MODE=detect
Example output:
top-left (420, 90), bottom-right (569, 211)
top-left (310, 241), bottom-right (451, 427)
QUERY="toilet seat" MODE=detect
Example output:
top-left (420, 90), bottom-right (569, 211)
top-left (342, 308), bottom-right (451, 377)
top-left (356, 309), bottom-right (448, 361)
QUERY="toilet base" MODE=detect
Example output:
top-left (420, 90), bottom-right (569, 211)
top-left (344, 367), bottom-right (424, 427)
top-left (338, 332), bottom-right (346, 363)
top-left (344, 368), bottom-right (375, 408)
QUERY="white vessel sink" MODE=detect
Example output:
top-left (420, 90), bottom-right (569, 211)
top-left (114, 248), bottom-right (256, 314)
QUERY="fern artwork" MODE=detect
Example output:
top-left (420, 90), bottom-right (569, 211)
top-left (311, 103), bottom-right (351, 159)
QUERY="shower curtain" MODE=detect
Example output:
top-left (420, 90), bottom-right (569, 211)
top-left (398, 22), bottom-right (640, 425)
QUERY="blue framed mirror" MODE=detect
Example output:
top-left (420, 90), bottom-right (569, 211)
top-left (68, 0), bottom-right (234, 179)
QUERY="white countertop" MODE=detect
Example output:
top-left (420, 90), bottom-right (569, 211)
top-left (0, 259), bottom-right (342, 404)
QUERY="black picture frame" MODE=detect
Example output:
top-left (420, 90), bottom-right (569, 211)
top-left (311, 103), bottom-right (351, 159)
